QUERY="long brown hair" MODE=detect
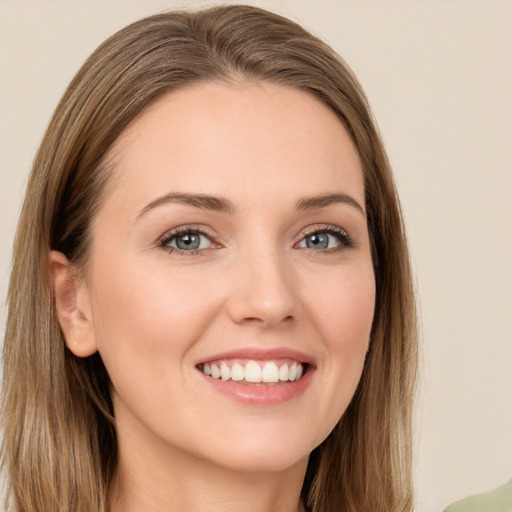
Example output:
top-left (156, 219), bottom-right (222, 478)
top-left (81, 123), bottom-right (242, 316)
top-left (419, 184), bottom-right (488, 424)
top-left (1, 5), bottom-right (417, 512)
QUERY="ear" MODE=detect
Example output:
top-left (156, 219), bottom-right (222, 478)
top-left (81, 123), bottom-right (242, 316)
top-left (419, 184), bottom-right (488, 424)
top-left (48, 250), bottom-right (98, 357)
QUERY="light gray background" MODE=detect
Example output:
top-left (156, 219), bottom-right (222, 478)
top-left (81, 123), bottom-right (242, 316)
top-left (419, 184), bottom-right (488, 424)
top-left (1, 1), bottom-right (511, 511)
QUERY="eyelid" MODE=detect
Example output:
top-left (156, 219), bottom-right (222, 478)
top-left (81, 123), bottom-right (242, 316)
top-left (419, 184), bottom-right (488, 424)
top-left (295, 224), bottom-right (355, 250)
top-left (299, 224), bottom-right (348, 237)
top-left (157, 224), bottom-right (221, 254)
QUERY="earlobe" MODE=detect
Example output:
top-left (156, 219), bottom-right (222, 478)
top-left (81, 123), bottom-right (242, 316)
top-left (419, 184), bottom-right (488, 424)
top-left (48, 250), bottom-right (98, 357)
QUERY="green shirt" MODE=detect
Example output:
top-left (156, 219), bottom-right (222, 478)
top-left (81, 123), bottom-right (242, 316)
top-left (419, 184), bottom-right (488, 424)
top-left (444, 480), bottom-right (512, 512)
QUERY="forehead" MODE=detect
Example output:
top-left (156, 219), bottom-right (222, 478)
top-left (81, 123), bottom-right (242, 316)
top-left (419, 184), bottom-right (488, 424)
top-left (107, 80), bottom-right (364, 212)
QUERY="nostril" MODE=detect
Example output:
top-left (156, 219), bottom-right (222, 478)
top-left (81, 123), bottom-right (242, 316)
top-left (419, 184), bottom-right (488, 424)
top-left (225, 264), bottom-right (298, 327)
top-left (237, 314), bottom-right (295, 328)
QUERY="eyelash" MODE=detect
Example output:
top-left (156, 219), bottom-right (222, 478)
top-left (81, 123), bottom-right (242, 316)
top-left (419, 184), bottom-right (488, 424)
top-left (298, 224), bottom-right (355, 252)
top-left (157, 224), bottom-right (355, 256)
top-left (157, 226), bottom-right (217, 256)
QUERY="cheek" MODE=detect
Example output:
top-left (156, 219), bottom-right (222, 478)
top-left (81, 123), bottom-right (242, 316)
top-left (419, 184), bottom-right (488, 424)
top-left (87, 256), bottom-right (221, 387)
top-left (300, 263), bottom-right (375, 420)
top-left (306, 262), bottom-right (375, 351)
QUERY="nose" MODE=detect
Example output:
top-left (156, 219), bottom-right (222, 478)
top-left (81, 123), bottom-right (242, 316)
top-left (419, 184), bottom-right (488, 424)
top-left (225, 247), bottom-right (299, 328)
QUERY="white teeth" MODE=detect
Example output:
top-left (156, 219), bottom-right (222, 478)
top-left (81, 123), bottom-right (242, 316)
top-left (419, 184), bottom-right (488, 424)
top-left (220, 362), bottom-right (230, 381)
top-left (202, 360), bottom-right (305, 383)
top-left (211, 364), bottom-right (221, 379)
top-left (289, 363), bottom-right (297, 381)
top-left (245, 361), bottom-right (262, 383)
top-left (261, 362), bottom-right (279, 383)
top-left (231, 363), bottom-right (244, 381)
top-left (279, 364), bottom-right (289, 381)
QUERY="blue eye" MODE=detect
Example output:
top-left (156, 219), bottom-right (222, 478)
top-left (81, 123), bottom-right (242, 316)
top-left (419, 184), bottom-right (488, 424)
top-left (160, 230), bottom-right (213, 252)
top-left (297, 228), bottom-right (353, 251)
top-left (306, 233), bottom-right (331, 249)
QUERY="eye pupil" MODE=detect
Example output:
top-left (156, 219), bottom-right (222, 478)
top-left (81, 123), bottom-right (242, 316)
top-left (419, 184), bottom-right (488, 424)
top-left (176, 233), bottom-right (200, 250)
top-left (306, 233), bottom-right (329, 249)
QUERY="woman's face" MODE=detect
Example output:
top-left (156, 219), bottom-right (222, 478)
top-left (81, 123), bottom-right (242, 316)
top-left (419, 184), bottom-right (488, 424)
top-left (78, 81), bottom-right (375, 472)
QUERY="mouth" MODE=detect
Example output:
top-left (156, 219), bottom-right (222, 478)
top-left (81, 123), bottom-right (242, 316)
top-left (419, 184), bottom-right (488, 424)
top-left (195, 348), bottom-right (315, 405)
top-left (197, 359), bottom-right (309, 385)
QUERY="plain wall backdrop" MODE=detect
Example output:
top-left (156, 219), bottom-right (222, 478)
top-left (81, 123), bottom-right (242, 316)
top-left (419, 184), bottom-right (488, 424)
top-left (1, 1), bottom-right (511, 510)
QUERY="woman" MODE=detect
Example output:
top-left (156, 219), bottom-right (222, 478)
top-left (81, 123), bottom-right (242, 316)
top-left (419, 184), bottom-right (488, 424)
top-left (1, 5), bottom-right (417, 512)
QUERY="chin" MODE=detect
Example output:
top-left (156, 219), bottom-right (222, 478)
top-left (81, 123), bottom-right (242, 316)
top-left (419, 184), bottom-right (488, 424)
top-left (211, 445), bottom-right (311, 474)
top-left (193, 425), bottom-right (321, 474)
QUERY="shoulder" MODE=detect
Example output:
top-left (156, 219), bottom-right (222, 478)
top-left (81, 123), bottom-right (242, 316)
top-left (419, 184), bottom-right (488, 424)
top-left (444, 480), bottom-right (512, 512)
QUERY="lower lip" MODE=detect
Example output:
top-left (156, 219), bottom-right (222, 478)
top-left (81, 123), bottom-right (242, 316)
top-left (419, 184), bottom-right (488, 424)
top-left (198, 368), bottom-right (314, 406)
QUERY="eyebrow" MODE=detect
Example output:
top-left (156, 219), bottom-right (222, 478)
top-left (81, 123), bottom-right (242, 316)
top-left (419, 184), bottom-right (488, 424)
top-left (296, 193), bottom-right (365, 216)
top-left (136, 191), bottom-right (365, 219)
top-left (137, 192), bottom-right (236, 219)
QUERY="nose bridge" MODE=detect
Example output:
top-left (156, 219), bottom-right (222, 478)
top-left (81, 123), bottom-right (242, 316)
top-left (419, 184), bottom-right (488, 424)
top-left (227, 239), bottom-right (298, 327)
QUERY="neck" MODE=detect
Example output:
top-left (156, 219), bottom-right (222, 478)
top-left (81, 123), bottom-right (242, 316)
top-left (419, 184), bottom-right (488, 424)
top-left (108, 421), bottom-right (308, 512)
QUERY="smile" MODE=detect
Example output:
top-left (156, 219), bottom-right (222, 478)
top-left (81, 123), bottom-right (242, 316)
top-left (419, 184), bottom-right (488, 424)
top-left (196, 348), bottom-right (315, 405)
top-left (199, 359), bottom-right (305, 384)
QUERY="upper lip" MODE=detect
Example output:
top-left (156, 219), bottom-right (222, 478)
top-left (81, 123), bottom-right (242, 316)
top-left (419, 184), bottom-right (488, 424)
top-left (197, 347), bottom-right (316, 366)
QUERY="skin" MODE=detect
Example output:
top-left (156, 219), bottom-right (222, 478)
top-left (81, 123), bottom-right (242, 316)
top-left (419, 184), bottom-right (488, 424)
top-left (50, 81), bottom-right (376, 512)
